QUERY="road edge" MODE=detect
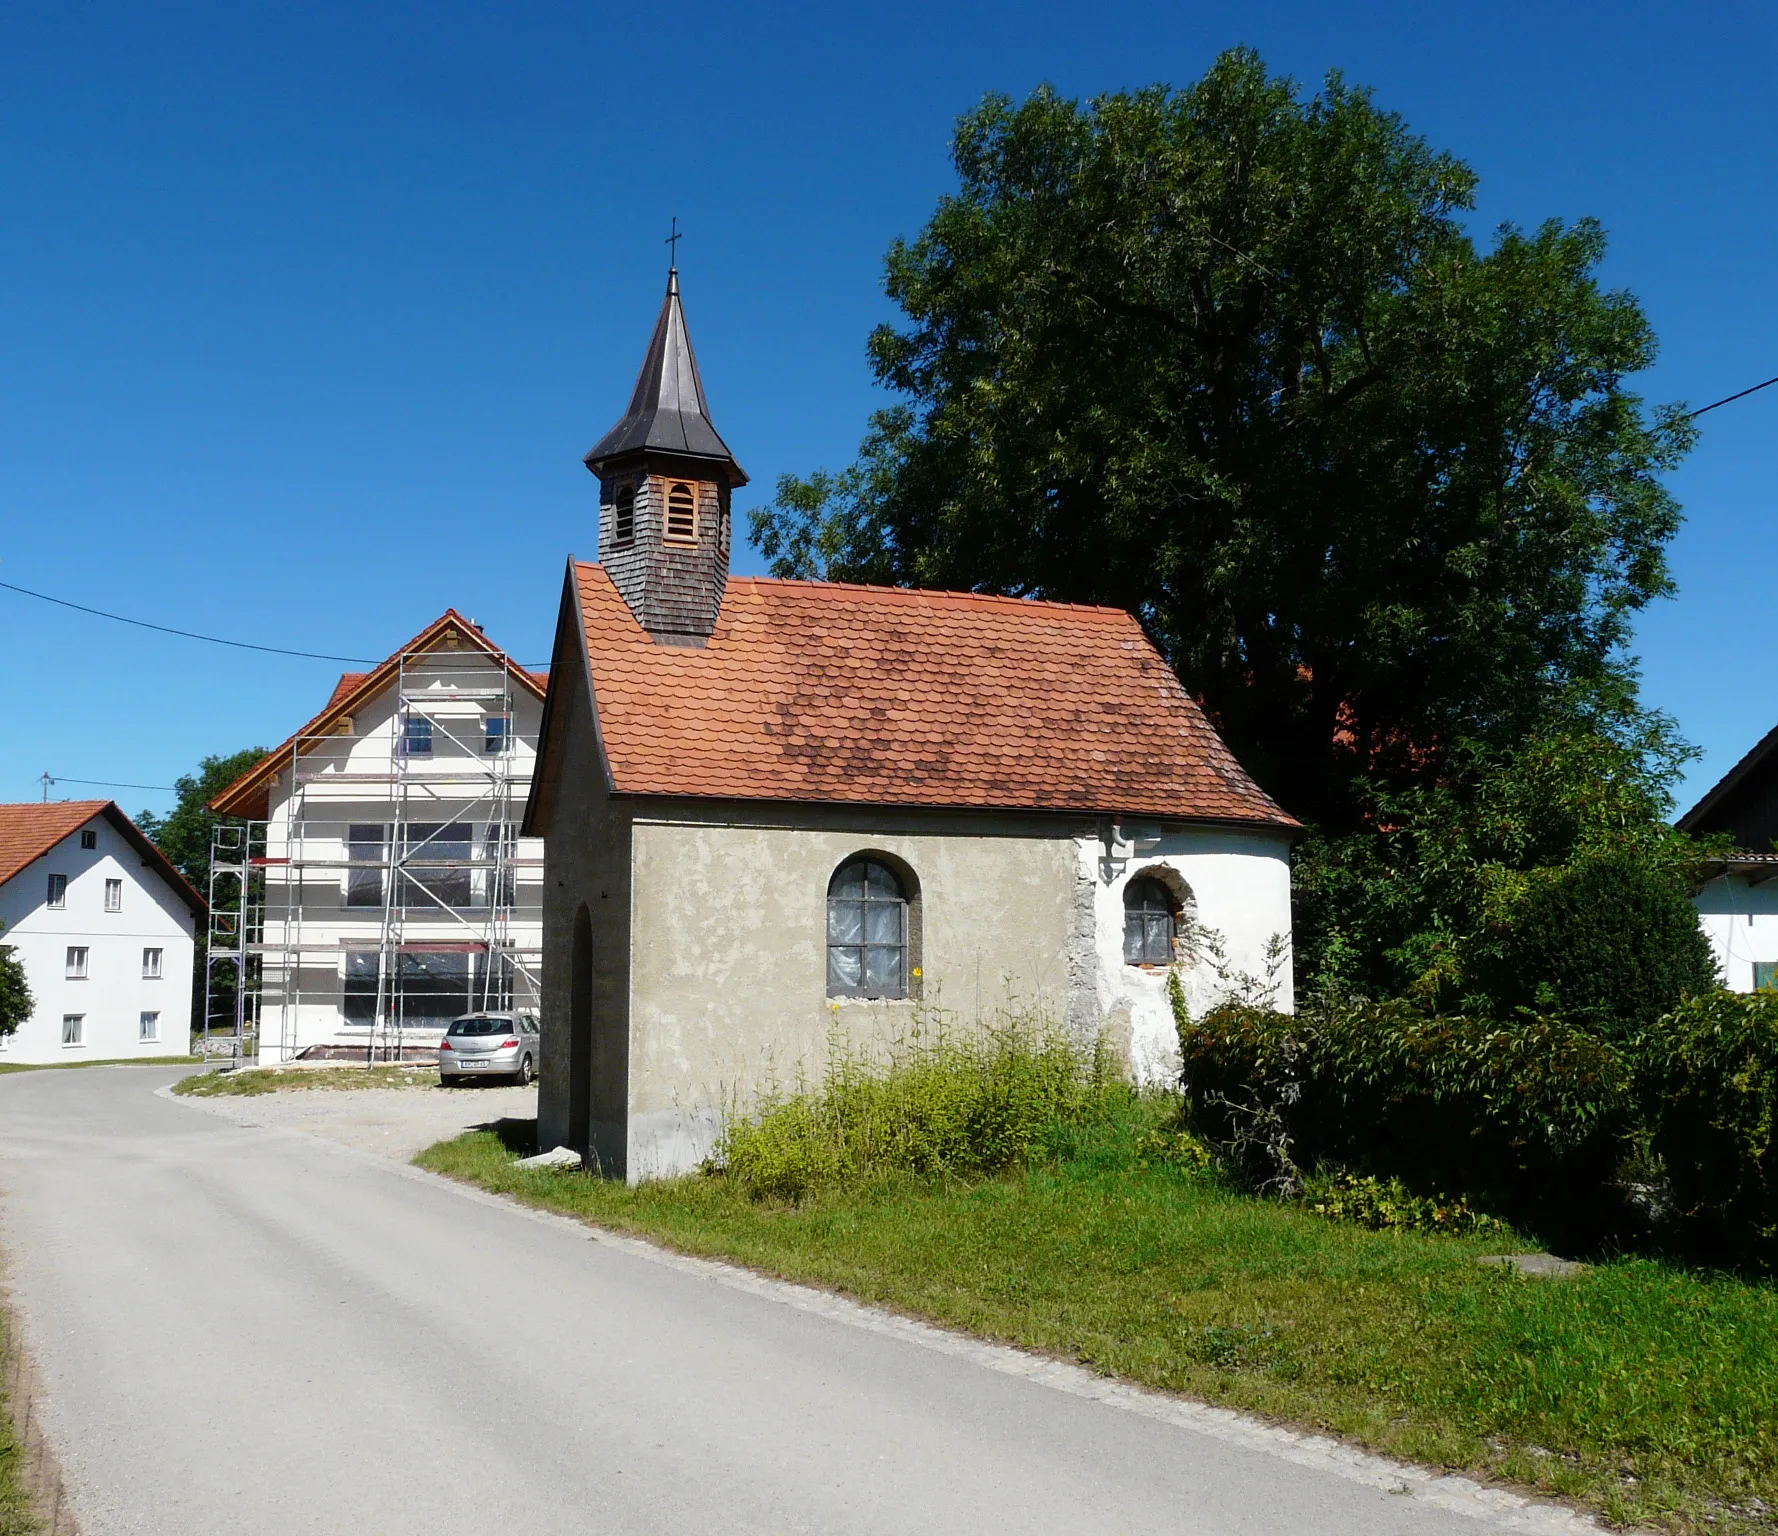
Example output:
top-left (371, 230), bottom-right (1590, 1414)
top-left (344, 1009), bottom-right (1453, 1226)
top-left (0, 1261), bottom-right (78, 1536)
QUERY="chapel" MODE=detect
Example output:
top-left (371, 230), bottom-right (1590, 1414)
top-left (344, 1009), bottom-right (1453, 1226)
top-left (524, 265), bottom-right (1298, 1179)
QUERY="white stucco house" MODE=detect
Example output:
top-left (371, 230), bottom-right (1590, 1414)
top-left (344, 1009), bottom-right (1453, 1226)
top-left (0, 801), bottom-right (203, 1064)
top-left (1678, 722), bottom-right (1778, 992)
top-left (524, 268), bottom-right (1300, 1179)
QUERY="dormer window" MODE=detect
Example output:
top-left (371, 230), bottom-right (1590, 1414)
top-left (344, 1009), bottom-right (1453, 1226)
top-left (613, 483), bottom-right (636, 545)
top-left (664, 482), bottom-right (698, 546)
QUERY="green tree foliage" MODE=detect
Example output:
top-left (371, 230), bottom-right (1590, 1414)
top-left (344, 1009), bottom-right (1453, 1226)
top-left (0, 921), bottom-right (31, 1039)
top-left (1638, 990), bottom-right (1778, 1262)
top-left (750, 51), bottom-right (1694, 832)
top-left (139, 747), bottom-right (267, 1037)
top-left (1501, 851), bottom-right (1717, 1037)
top-left (1293, 724), bottom-right (1719, 1014)
top-left (137, 747), bottom-right (268, 896)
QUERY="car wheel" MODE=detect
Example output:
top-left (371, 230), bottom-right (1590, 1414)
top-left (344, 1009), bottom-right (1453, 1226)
top-left (516, 1054), bottom-right (534, 1086)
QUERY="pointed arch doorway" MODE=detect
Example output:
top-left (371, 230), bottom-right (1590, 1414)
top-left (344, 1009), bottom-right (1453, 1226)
top-left (568, 903), bottom-right (593, 1153)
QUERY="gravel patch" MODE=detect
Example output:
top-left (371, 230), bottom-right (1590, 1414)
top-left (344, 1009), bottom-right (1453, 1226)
top-left (172, 1081), bottom-right (536, 1161)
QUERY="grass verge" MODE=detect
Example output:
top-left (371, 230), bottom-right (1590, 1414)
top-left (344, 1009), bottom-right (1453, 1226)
top-left (0, 1297), bottom-right (38, 1536)
top-left (419, 1117), bottom-right (1778, 1535)
top-left (173, 1064), bottom-right (440, 1097)
top-left (0, 1057), bottom-right (199, 1077)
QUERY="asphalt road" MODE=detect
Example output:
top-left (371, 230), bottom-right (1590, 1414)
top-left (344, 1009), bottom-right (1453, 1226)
top-left (0, 1066), bottom-right (1599, 1536)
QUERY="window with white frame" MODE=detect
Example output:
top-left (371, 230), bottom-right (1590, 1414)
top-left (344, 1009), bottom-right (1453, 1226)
top-left (401, 715), bottom-right (434, 756)
top-left (105, 877), bottom-right (122, 912)
top-left (484, 713), bottom-right (509, 755)
top-left (65, 946), bottom-right (88, 979)
top-left (80, 829), bottom-right (97, 850)
top-left (142, 947), bottom-right (163, 979)
top-left (62, 1015), bottom-right (83, 1047)
top-left (139, 1011), bottom-right (159, 1043)
top-left (1756, 961), bottom-right (1777, 992)
top-left (47, 873), bottom-right (66, 908)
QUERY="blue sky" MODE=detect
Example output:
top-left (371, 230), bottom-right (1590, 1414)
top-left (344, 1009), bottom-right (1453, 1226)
top-left (1, 1), bottom-right (1773, 818)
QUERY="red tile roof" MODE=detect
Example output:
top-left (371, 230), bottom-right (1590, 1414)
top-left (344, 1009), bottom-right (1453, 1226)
top-left (0, 801), bottom-right (205, 914)
top-left (212, 611), bottom-right (547, 819)
top-left (566, 563), bottom-right (1295, 827)
top-left (0, 801), bottom-right (109, 888)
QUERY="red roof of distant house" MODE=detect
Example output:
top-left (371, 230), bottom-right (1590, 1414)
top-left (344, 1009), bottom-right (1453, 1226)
top-left (553, 563), bottom-right (1295, 827)
top-left (211, 610), bottom-right (547, 819)
top-left (0, 801), bottom-right (205, 915)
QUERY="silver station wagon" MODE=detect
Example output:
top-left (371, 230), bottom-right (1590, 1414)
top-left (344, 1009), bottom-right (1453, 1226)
top-left (438, 1012), bottom-right (539, 1085)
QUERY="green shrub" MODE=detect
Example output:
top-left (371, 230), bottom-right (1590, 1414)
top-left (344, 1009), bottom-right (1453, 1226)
top-left (716, 1016), bottom-right (1126, 1202)
top-left (1177, 995), bottom-right (1634, 1238)
top-left (1302, 1171), bottom-right (1509, 1236)
top-left (1497, 850), bottom-right (1718, 1037)
top-left (1637, 989), bottom-right (1778, 1263)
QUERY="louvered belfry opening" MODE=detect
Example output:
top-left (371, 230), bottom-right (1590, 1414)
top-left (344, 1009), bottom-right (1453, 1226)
top-left (584, 267), bottom-right (747, 647)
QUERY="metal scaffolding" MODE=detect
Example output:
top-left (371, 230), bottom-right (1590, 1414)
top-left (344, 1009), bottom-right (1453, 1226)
top-left (202, 645), bottom-right (542, 1067)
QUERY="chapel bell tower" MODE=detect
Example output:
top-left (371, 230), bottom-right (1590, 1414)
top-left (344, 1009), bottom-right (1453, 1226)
top-left (584, 264), bottom-right (748, 646)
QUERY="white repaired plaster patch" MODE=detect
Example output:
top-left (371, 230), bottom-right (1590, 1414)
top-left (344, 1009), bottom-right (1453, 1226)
top-left (1076, 823), bottom-right (1295, 1085)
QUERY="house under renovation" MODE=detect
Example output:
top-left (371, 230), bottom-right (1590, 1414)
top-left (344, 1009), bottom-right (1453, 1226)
top-left (207, 612), bottom-right (546, 1063)
top-left (525, 267), bottom-right (1300, 1179)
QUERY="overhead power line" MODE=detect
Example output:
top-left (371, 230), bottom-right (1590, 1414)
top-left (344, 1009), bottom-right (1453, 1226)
top-left (3, 578), bottom-right (552, 669)
top-left (1684, 374), bottom-right (1778, 420)
top-left (0, 579), bottom-right (379, 663)
top-left (41, 774), bottom-right (178, 799)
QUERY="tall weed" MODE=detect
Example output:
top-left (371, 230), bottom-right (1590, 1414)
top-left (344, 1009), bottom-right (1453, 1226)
top-left (717, 1012), bottom-right (1128, 1201)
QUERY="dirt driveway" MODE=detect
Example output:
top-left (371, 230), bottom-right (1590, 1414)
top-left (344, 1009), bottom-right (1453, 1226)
top-left (169, 1078), bottom-right (537, 1161)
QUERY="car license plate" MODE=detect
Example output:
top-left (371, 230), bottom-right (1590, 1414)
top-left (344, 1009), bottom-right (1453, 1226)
top-left (459, 1058), bottom-right (487, 1068)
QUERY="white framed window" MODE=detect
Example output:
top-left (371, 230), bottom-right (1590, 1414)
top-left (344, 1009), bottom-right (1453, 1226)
top-left (65, 946), bottom-right (89, 980)
top-left (62, 1015), bottom-right (84, 1047)
top-left (80, 829), bottom-right (97, 850)
top-left (142, 947), bottom-right (163, 979)
top-left (47, 872), bottom-right (66, 908)
top-left (485, 713), bottom-right (509, 755)
top-left (139, 1011), bottom-right (159, 1043)
top-left (105, 877), bottom-right (123, 912)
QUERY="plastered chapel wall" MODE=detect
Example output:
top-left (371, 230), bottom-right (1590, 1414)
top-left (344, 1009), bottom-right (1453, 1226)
top-left (1079, 824), bottom-right (1296, 1087)
top-left (624, 810), bottom-right (1080, 1178)
top-left (536, 670), bottom-right (633, 1169)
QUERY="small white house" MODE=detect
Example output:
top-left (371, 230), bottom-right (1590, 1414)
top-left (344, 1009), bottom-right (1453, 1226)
top-left (1677, 722), bottom-right (1778, 992)
top-left (0, 801), bottom-right (202, 1063)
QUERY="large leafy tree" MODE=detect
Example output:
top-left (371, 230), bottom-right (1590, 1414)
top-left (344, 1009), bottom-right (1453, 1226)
top-left (138, 748), bottom-right (268, 896)
top-left (751, 51), bottom-right (1694, 831)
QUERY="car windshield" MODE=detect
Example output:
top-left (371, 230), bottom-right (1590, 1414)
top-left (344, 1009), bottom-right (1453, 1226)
top-left (447, 1017), bottom-right (510, 1036)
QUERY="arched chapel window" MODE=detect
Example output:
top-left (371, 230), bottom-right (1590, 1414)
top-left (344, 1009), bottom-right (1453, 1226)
top-left (1123, 877), bottom-right (1177, 965)
top-left (827, 857), bottom-right (908, 998)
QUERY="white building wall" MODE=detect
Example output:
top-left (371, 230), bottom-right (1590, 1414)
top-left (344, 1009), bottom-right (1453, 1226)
top-left (1694, 872), bottom-right (1778, 993)
top-left (0, 817), bottom-right (196, 1065)
top-left (1082, 822), bottom-right (1295, 1087)
top-left (252, 653), bottom-right (545, 1062)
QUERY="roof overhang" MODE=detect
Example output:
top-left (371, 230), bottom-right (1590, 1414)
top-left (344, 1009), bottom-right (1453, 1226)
top-left (210, 610), bottom-right (547, 819)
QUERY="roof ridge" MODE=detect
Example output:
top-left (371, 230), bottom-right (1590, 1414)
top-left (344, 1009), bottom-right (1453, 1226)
top-left (712, 571), bottom-right (1136, 619)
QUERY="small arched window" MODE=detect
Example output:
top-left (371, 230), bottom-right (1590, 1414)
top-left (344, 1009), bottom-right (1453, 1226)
top-left (827, 857), bottom-right (908, 998)
top-left (612, 483), bottom-right (636, 545)
top-left (664, 481), bottom-right (698, 545)
top-left (1123, 877), bottom-right (1177, 965)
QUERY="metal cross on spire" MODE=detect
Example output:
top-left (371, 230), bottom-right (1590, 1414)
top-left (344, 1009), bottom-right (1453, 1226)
top-left (665, 216), bottom-right (682, 271)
